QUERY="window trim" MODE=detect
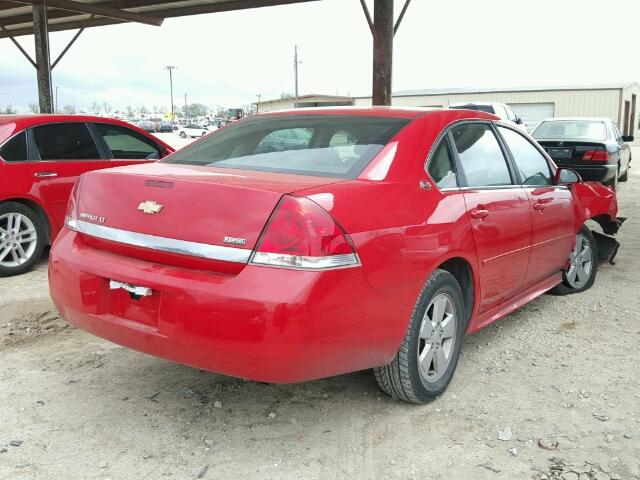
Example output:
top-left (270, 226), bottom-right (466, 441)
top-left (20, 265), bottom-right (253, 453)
top-left (446, 119), bottom-right (519, 189)
top-left (493, 122), bottom-right (554, 186)
top-left (0, 129), bottom-right (29, 164)
top-left (424, 132), bottom-right (458, 191)
top-left (29, 121), bottom-right (103, 162)
top-left (89, 122), bottom-right (162, 161)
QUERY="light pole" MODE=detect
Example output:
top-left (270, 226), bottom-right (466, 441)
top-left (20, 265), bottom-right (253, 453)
top-left (55, 86), bottom-right (59, 113)
top-left (184, 93), bottom-right (188, 119)
top-left (256, 94), bottom-right (261, 114)
top-left (165, 66), bottom-right (177, 120)
top-left (293, 45), bottom-right (301, 108)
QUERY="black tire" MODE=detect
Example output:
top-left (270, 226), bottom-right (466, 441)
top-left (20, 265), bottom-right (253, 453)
top-left (0, 202), bottom-right (46, 277)
top-left (550, 225), bottom-right (597, 296)
top-left (179, 131), bottom-right (187, 139)
top-left (373, 269), bottom-right (466, 403)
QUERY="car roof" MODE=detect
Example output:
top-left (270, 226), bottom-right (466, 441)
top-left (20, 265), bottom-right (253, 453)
top-left (538, 117), bottom-right (611, 122)
top-left (257, 106), bottom-right (498, 122)
top-left (449, 101), bottom-right (505, 107)
top-left (0, 114), bottom-right (173, 150)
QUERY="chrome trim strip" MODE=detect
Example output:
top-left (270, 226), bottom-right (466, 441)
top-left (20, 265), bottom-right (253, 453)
top-left (68, 219), bottom-right (251, 263)
top-left (250, 251), bottom-right (361, 270)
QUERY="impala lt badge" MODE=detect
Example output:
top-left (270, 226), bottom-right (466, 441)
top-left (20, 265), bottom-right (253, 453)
top-left (79, 212), bottom-right (105, 223)
top-left (138, 200), bottom-right (164, 214)
top-left (223, 236), bottom-right (247, 245)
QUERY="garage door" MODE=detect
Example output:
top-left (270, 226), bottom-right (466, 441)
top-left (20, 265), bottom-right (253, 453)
top-left (509, 103), bottom-right (555, 133)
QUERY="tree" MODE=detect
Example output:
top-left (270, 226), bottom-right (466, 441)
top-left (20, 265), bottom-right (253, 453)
top-left (102, 102), bottom-right (112, 115)
top-left (90, 101), bottom-right (101, 115)
top-left (280, 92), bottom-right (294, 99)
top-left (184, 103), bottom-right (208, 118)
top-left (28, 103), bottom-right (39, 114)
top-left (139, 105), bottom-right (149, 115)
top-left (126, 105), bottom-right (134, 117)
top-left (62, 105), bottom-right (76, 114)
top-left (1, 105), bottom-right (16, 114)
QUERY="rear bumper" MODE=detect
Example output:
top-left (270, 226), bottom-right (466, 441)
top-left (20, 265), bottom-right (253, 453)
top-left (49, 229), bottom-right (402, 383)
top-left (568, 164), bottom-right (617, 185)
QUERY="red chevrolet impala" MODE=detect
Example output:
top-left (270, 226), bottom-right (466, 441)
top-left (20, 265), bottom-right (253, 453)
top-left (49, 108), bottom-right (623, 403)
top-left (0, 115), bottom-right (174, 276)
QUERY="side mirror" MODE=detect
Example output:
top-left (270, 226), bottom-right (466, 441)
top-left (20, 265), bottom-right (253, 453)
top-left (515, 117), bottom-right (523, 125)
top-left (621, 135), bottom-right (634, 142)
top-left (555, 167), bottom-right (582, 185)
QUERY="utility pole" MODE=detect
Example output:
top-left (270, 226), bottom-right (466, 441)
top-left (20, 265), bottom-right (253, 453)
top-left (184, 93), bottom-right (188, 119)
top-left (165, 66), bottom-right (177, 120)
top-left (293, 45), bottom-right (301, 108)
top-left (33, 3), bottom-right (53, 113)
top-left (55, 86), bottom-right (59, 113)
top-left (256, 94), bottom-right (261, 114)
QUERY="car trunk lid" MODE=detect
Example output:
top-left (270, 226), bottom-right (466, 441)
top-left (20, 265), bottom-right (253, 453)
top-left (537, 139), bottom-right (608, 166)
top-left (75, 162), bottom-right (344, 271)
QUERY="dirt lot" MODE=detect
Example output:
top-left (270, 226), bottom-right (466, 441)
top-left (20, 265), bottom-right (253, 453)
top-left (1, 157), bottom-right (639, 480)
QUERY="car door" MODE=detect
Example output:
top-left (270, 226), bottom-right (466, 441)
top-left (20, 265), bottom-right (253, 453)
top-left (450, 122), bottom-right (533, 313)
top-left (496, 125), bottom-right (574, 287)
top-left (610, 122), bottom-right (630, 172)
top-left (28, 122), bottom-right (114, 229)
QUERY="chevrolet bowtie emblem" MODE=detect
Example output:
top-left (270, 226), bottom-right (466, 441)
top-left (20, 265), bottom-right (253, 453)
top-left (137, 200), bottom-right (164, 214)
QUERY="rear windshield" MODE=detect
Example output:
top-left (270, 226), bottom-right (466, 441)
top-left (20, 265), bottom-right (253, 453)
top-left (163, 115), bottom-right (410, 178)
top-left (534, 120), bottom-right (607, 140)
top-left (450, 104), bottom-right (494, 114)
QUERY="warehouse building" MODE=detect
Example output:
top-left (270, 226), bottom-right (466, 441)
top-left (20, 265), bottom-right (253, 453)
top-left (255, 82), bottom-right (639, 140)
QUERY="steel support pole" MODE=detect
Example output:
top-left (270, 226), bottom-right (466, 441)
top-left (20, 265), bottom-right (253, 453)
top-left (372, 0), bottom-right (393, 106)
top-left (33, 2), bottom-right (53, 114)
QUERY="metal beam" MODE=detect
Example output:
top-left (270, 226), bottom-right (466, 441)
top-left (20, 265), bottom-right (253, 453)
top-left (0, 22), bottom-right (37, 67)
top-left (51, 14), bottom-right (93, 69)
top-left (394, 0), bottom-right (411, 35)
top-left (359, 0), bottom-right (374, 35)
top-left (33, 2), bottom-right (53, 113)
top-left (372, 0), bottom-right (393, 106)
top-left (10, 0), bottom-right (164, 26)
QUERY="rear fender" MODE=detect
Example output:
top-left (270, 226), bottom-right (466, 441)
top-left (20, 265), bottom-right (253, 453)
top-left (571, 181), bottom-right (626, 264)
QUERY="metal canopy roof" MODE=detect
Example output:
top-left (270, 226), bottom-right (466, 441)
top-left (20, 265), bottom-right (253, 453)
top-left (0, 0), bottom-right (319, 38)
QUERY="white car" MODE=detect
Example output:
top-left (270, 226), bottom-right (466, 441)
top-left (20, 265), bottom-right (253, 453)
top-left (177, 123), bottom-right (210, 138)
top-left (449, 102), bottom-right (528, 133)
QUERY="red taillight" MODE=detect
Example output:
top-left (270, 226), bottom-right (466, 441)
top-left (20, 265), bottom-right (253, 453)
top-left (582, 149), bottom-right (609, 162)
top-left (251, 196), bottom-right (359, 270)
top-left (64, 177), bottom-right (82, 231)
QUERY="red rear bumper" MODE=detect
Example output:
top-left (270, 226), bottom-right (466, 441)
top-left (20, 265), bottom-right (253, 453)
top-left (49, 229), bottom-right (406, 383)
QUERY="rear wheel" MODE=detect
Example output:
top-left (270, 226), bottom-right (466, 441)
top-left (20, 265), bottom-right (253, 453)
top-left (0, 202), bottom-right (45, 277)
top-left (374, 269), bottom-right (466, 403)
top-left (619, 163), bottom-right (629, 182)
top-left (551, 225), bottom-right (597, 295)
top-left (179, 131), bottom-right (187, 138)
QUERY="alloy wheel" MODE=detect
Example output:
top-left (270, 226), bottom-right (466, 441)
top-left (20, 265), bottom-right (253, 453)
top-left (565, 233), bottom-right (593, 288)
top-left (0, 213), bottom-right (38, 268)
top-left (417, 292), bottom-right (457, 383)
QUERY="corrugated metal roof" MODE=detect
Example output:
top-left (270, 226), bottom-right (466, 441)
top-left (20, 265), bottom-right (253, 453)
top-left (0, 0), bottom-right (319, 38)
top-left (391, 82), bottom-right (640, 98)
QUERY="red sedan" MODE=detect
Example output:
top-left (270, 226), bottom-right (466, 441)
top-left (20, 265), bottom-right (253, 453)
top-left (0, 115), bottom-right (174, 276)
top-left (49, 108), bottom-right (623, 403)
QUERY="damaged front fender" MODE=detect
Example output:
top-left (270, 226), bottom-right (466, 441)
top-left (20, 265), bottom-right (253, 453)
top-left (571, 181), bottom-right (626, 264)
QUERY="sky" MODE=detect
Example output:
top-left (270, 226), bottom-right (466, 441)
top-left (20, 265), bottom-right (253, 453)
top-left (1, 0), bottom-right (639, 113)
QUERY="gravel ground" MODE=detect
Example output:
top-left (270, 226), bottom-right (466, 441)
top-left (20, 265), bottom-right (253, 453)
top-left (1, 152), bottom-right (639, 480)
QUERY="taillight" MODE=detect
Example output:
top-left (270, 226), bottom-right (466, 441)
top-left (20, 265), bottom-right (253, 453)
top-left (582, 149), bottom-right (609, 162)
top-left (250, 195), bottom-right (360, 270)
top-left (64, 177), bottom-right (82, 231)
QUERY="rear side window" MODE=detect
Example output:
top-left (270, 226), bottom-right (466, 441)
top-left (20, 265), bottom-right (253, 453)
top-left (0, 131), bottom-right (27, 162)
top-left (94, 123), bottom-right (161, 160)
top-left (498, 127), bottom-right (551, 186)
top-left (451, 123), bottom-right (512, 187)
top-left (427, 139), bottom-right (457, 189)
top-left (33, 123), bottom-right (100, 160)
top-left (165, 115), bottom-right (410, 179)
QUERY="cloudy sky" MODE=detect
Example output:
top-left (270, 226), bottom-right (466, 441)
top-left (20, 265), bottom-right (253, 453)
top-left (1, 0), bottom-right (639, 112)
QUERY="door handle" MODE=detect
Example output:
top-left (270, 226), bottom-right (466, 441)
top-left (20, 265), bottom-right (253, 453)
top-left (469, 208), bottom-right (489, 219)
top-left (34, 171), bottom-right (58, 178)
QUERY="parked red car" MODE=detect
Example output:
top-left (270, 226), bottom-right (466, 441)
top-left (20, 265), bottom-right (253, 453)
top-left (0, 115), bottom-right (174, 276)
top-left (49, 108), bottom-right (623, 403)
